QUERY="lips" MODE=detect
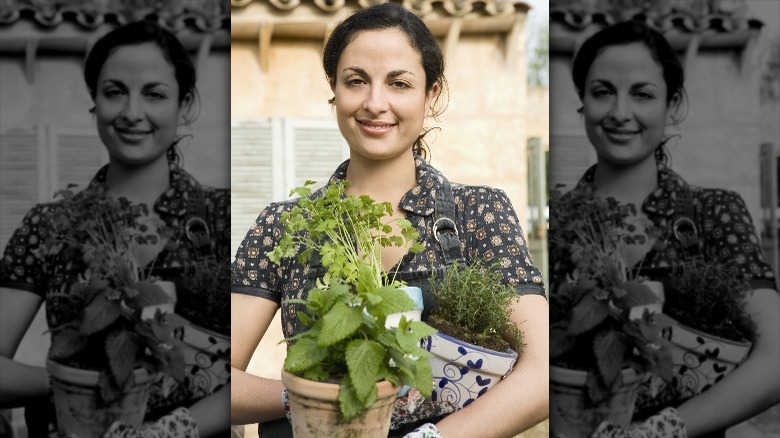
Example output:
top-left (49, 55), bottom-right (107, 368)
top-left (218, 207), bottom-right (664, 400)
top-left (115, 126), bottom-right (152, 142)
top-left (603, 126), bottom-right (640, 142)
top-left (357, 119), bottom-right (396, 136)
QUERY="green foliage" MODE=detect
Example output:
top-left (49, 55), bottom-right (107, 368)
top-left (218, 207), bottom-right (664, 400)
top-left (427, 259), bottom-right (523, 353)
top-left (663, 259), bottom-right (757, 342)
top-left (271, 180), bottom-right (435, 421)
top-left (37, 187), bottom-right (184, 404)
top-left (548, 187), bottom-right (673, 404)
top-left (176, 256), bottom-right (231, 335)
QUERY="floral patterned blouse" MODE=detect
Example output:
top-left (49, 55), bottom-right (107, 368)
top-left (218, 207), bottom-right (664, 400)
top-left (551, 162), bottom-right (776, 290)
top-left (0, 162), bottom-right (231, 329)
top-left (232, 156), bottom-right (546, 339)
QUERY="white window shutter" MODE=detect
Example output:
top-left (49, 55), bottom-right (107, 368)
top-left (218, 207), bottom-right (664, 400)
top-left (0, 130), bottom-right (39, 253)
top-left (549, 134), bottom-right (593, 191)
top-left (52, 129), bottom-right (106, 194)
top-left (286, 119), bottom-right (348, 193)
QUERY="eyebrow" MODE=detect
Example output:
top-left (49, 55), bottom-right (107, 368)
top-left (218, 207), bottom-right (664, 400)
top-left (100, 79), bottom-right (171, 88)
top-left (588, 79), bottom-right (659, 88)
top-left (342, 67), bottom-right (416, 78)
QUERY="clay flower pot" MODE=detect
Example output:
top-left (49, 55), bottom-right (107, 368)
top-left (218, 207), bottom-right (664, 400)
top-left (421, 332), bottom-right (517, 409)
top-left (281, 371), bottom-right (398, 438)
top-left (664, 317), bottom-right (751, 399)
top-left (47, 359), bottom-right (156, 438)
top-left (550, 365), bottom-right (643, 438)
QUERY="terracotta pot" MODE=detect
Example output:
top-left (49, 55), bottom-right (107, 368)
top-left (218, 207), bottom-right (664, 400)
top-left (664, 317), bottom-right (751, 399)
top-left (176, 318), bottom-right (231, 398)
top-left (47, 359), bottom-right (156, 438)
top-left (421, 332), bottom-right (517, 409)
top-left (281, 371), bottom-right (397, 438)
top-left (550, 365), bottom-right (642, 438)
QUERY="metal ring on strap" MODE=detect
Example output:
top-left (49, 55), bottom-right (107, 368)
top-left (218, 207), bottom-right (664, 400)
top-left (433, 217), bottom-right (458, 243)
top-left (672, 217), bottom-right (697, 242)
top-left (185, 217), bottom-right (210, 243)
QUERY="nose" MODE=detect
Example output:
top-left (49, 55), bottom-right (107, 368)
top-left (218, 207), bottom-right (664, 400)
top-left (608, 94), bottom-right (631, 123)
top-left (362, 84), bottom-right (389, 114)
top-left (120, 95), bottom-right (143, 123)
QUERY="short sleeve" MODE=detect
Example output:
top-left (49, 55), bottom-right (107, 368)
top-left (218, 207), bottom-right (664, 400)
top-left (463, 187), bottom-right (546, 296)
top-left (231, 202), bottom-right (288, 302)
top-left (702, 189), bottom-right (776, 290)
top-left (0, 204), bottom-right (51, 296)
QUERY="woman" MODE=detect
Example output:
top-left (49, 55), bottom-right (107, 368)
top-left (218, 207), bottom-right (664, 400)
top-left (231, 3), bottom-right (549, 438)
top-left (0, 20), bottom-right (230, 437)
top-left (550, 20), bottom-right (780, 437)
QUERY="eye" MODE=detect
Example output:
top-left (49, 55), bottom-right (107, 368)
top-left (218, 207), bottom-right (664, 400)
top-left (591, 88), bottom-right (612, 98)
top-left (633, 91), bottom-right (655, 100)
top-left (103, 88), bottom-right (124, 98)
top-left (345, 77), bottom-right (366, 87)
top-left (146, 91), bottom-right (168, 100)
top-left (390, 80), bottom-right (411, 89)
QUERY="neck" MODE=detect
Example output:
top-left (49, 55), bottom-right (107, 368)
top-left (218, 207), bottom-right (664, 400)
top-left (105, 156), bottom-right (171, 207)
top-left (593, 157), bottom-right (658, 207)
top-left (345, 152), bottom-right (417, 203)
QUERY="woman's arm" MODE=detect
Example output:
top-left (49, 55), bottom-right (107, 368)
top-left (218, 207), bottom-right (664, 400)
top-left (434, 294), bottom-right (549, 438)
top-left (675, 287), bottom-right (780, 437)
top-left (0, 286), bottom-right (48, 408)
top-left (187, 385), bottom-right (230, 437)
top-left (230, 292), bottom-right (286, 424)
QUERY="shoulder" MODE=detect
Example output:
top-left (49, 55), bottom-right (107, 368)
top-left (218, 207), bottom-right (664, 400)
top-left (452, 183), bottom-right (513, 205)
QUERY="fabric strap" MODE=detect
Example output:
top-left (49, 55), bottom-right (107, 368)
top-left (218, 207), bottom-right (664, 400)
top-left (185, 181), bottom-right (214, 259)
top-left (433, 177), bottom-right (464, 266)
top-left (672, 183), bottom-right (702, 260)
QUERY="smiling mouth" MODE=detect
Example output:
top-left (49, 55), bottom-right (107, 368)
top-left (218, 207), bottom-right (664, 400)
top-left (115, 127), bottom-right (152, 140)
top-left (357, 119), bottom-right (396, 135)
top-left (603, 127), bottom-right (640, 140)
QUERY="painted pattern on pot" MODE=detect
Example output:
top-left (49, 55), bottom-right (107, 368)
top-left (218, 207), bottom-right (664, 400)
top-left (421, 332), bottom-right (517, 409)
top-left (664, 319), bottom-right (751, 399)
top-left (175, 319), bottom-right (231, 399)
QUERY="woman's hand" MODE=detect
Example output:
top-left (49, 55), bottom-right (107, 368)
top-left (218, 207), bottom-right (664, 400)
top-left (103, 407), bottom-right (198, 438)
top-left (403, 423), bottom-right (444, 438)
top-left (591, 407), bottom-right (686, 438)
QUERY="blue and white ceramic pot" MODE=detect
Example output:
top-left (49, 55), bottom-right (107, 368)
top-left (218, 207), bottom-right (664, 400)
top-left (664, 317), bottom-right (751, 399)
top-left (421, 332), bottom-right (517, 409)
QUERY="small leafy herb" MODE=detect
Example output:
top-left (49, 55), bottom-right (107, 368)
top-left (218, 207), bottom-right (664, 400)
top-left (663, 259), bottom-right (757, 342)
top-left (36, 187), bottom-right (184, 404)
top-left (549, 187), bottom-right (673, 404)
top-left (176, 257), bottom-right (230, 335)
top-left (427, 259), bottom-right (522, 353)
top-left (269, 180), bottom-right (436, 421)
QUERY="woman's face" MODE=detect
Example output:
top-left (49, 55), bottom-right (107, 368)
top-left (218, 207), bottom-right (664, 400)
top-left (93, 42), bottom-right (189, 167)
top-left (331, 28), bottom-right (439, 162)
top-left (582, 42), bottom-right (678, 167)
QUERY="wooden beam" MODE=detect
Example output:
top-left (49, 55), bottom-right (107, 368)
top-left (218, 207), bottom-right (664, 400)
top-left (683, 33), bottom-right (701, 77)
top-left (259, 23), bottom-right (274, 73)
top-left (197, 33), bottom-right (214, 77)
top-left (25, 38), bottom-right (38, 84)
top-left (445, 17), bottom-right (462, 61)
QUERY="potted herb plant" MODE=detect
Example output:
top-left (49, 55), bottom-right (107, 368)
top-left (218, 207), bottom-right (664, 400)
top-left (422, 259), bottom-right (522, 409)
top-left (548, 188), bottom-right (673, 438)
top-left (268, 180), bottom-right (437, 438)
top-left (660, 258), bottom-right (756, 400)
top-left (174, 256), bottom-right (231, 399)
top-left (36, 187), bottom-right (184, 438)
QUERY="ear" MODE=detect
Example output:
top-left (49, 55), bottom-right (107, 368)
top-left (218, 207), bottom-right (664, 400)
top-left (667, 92), bottom-right (681, 119)
top-left (179, 93), bottom-right (194, 120)
top-left (424, 82), bottom-right (440, 113)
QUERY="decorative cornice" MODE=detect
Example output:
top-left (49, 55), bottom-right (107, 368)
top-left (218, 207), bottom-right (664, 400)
top-left (549, 0), bottom-right (763, 34)
top-left (231, 0), bottom-right (529, 18)
top-left (0, 0), bottom-right (229, 32)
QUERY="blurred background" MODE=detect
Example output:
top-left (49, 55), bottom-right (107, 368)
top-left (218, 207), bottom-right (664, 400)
top-left (548, 0), bottom-right (780, 436)
top-left (0, 0), bottom-right (229, 435)
top-left (230, 0), bottom-right (549, 436)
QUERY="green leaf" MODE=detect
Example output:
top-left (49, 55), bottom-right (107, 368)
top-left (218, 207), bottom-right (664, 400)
top-left (302, 364), bottom-right (329, 382)
top-left (568, 294), bottom-right (609, 335)
top-left (80, 294), bottom-right (121, 335)
top-left (318, 302), bottom-right (363, 347)
top-left (367, 286), bottom-right (415, 318)
top-left (346, 339), bottom-right (385, 401)
top-left (284, 337), bottom-right (328, 374)
top-left (49, 328), bottom-right (89, 360)
top-left (396, 319), bottom-right (438, 352)
top-left (127, 280), bottom-right (171, 310)
top-left (413, 359), bottom-right (433, 397)
top-left (618, 281), bottom-right (659, 310)
top-left (106, 331), bottom-right (139, 387)
top-left (549, 325), bottom-right (576, 359)
top-left (338, 376), bottom-right (366, 422)
top-left (593, 331), bottom-right (627, 388)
